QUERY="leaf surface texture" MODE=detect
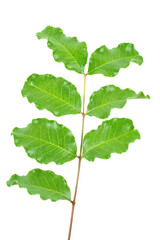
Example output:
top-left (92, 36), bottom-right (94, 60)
top-left (37, 26), bottom-right (88, 74)
top-left (87, 85), bottom-right (150, 119)
top-left (12, 118), bottom-right (77, 165)
top-left (7, 169), bottom-right (71, 202)
top-left (87, 43), bottom-right (143, 77)
top-left (22, 74), bottom-right (81, 116)
top-left (83, 118), bottom-right (140, 161)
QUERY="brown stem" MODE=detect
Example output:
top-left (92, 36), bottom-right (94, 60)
top-left (67, 73), bottom-right (87, 240)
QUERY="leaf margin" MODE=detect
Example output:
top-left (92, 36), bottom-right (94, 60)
top-left (21, 73), bottom-right (82, 117)
top-left (87, 85), bottom-right (150, 119)
top-left (36, 26), bottom-right (88, 74)
top-left (82, 117), bottom-right (141, 161)
top-left (11, 118), bottom-right (77, 165)
top-left (7, 168), bottom-right (71, 202)
top-left (87, 43), bottom-right (143, 77)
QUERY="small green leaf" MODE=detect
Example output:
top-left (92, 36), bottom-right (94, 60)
top-left (22, 74), bottom-right (81, 116)
top-left (87, 85), bottom-right (150, 119)
top-left (37, 26), bottom-right (88, 74)
top-left (82, 118), bottom-right (140, 161)
top-left (87, 43), bottom-right (143, 77)
top-left (7, 169), bottom-right (71, 202)
top-left (12, 118), bottom-right (77, 165)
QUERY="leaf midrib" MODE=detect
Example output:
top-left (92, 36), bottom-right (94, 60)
top-left (88, 54), bottom-right (140, 74)
top-left (87, 98), bottom-right (128, 114)
top-left (22, 183), bottom-right (71, 201)
top-left (49, 35), bottom-right (84, 73)
top-left (16, 133), bottom-right (76, 157)
top-left (83, 129), bottom-right (137, 156)
top-left (28, 82), bottom-right (80, 113)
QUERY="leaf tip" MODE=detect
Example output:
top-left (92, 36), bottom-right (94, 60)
top-left (36, 32), bottom-right (41, 39)
top-left (137, 55), bottom-right (144, 65)
top-left (11, 127), bottom-right (18, 136)
top-left (11, 128), bottom-right (16, 136)
top-left (134, 129), bottom-right (141, 141)
top-left (6, 174), bottom-right (18, 187)
top-left (6, 179), bottom-right (10, 187)
top-left (146, 94), bottom-right (151, 99)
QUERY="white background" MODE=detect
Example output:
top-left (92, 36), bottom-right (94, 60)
top-left (0, 0), bottom-right (160, 239)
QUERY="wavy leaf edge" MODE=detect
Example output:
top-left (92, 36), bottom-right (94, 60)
top-left (21, 73), bottom-right (82, 116)
top-left (82, 118), bottom-right (141, 161)
top-left (11, 118), bottom-right (77, 165)
top-left (36, 26), bottom-right (88, 74)
top-left (7, 169), bottom-right (71, 202)
top-left (87, 85), bottom-right (150, 119)
top-left (87, 43), bottom-right (143, 77)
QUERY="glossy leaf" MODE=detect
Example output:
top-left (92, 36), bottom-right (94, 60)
top-left (83, 118), bottom-right (140, 161)
top-left (87, 85), bottom-right (150, 119)
top-left (37, 26), bottom-right (88, 74)
top-left (7, 169), bottom-right (71, 202)
top-left (87, 43), bottom-right (143, 77)
top-left (12, 118), bottom-right (77, 165)
top-left (22, 74), bottom-right (81, 116)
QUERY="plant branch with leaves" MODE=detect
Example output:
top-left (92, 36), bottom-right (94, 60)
top-left (7, 26), bottom-right (150, 240)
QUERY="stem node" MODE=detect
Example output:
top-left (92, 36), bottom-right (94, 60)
top-left (81, 112), bottom-right (86, 116)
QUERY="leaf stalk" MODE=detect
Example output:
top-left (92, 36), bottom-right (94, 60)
top-left (67, 73), bottom-right (87, 240)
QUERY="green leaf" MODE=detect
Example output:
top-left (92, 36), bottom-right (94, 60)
top-left (12, 118), bottom-right (77, 165)
top-left (7, 169), bottom-right (71, 202)
top-left (22, 74), bottom-right (81, 116)
top-left (37, 26), bottom-right (88, 74)
top-left (82, 118), bottom-right (140, 161)
top-left (87, 43), bottom-right (143, 77)
top-left (87, 85), bottom-right (150, 119)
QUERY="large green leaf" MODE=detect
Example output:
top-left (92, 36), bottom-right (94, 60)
top-left (12, 118), bottom-right (77, 165)
top-left (82, 118), bottom-right (140, 161)
top-left (22, 74), bottom-right (81, 116)
top-left (37, 26), bottom-right (88, 74)
top-left (7, 169), bottom-right (71, 202)
top-left (87, 43), bottom-right (143, 77)
top-left (87, 85), bottom-right (150, 119)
